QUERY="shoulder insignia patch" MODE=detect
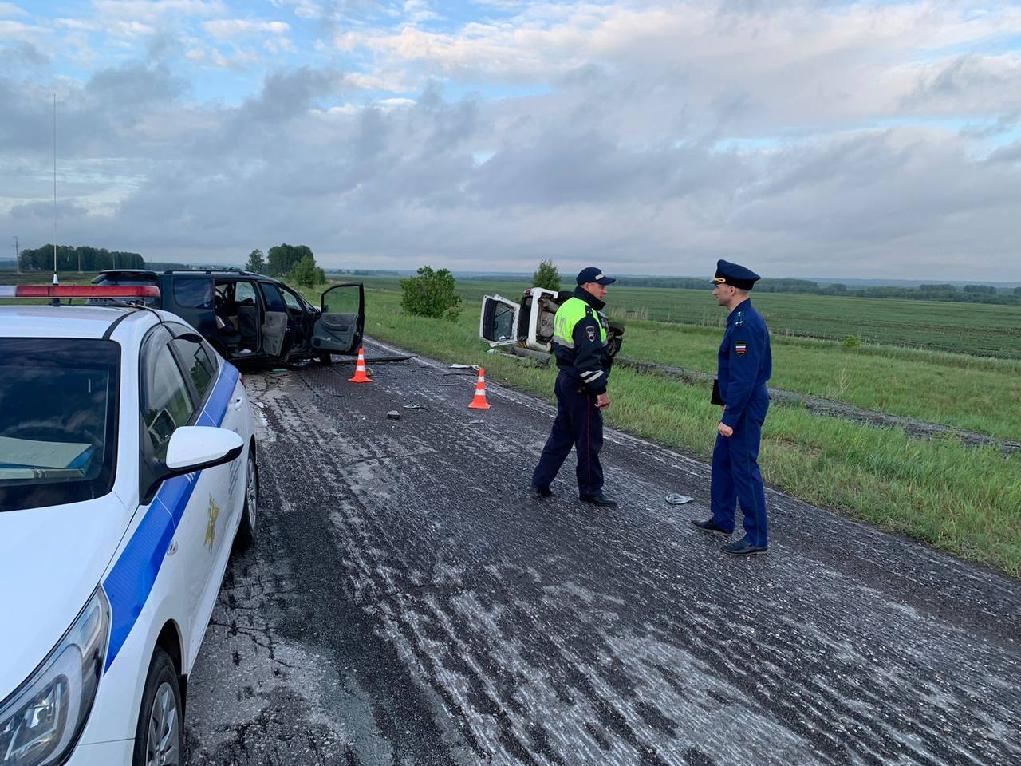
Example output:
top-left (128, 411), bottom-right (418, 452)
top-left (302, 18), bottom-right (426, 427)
top-left (586, 325), bottom-right (597, 342)
top-left (735, 342), bottom-right (748, 356)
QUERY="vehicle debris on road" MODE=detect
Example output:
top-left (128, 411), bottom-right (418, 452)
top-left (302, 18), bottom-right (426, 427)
top-left (665, 494), bottom-right (693, 505)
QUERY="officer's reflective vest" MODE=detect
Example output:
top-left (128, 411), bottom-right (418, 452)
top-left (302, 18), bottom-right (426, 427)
top-left (553, 297), bottom-right (608, 349)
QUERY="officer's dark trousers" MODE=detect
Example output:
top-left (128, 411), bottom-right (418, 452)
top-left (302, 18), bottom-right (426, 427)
top-left (711, 395), bottom-right (769, 547)
top-left (532, 372), bottom-right (604, 498)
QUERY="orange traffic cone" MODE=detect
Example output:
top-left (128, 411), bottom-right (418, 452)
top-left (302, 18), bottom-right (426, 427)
top-left (349, 347), bottom-right (372, 383)
top-left (468, 367), bottom-right (491, 410)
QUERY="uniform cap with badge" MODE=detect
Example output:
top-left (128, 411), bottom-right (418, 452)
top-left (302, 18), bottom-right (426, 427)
top-left (712, 260), bottom-right (760, 290)
top-left (577, 267), bottom-right (616, 286)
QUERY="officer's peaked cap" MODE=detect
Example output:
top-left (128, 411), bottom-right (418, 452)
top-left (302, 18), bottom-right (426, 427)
top-left (713, 259), bottom-right (760, 290)
top-left (577, 266), bottom-right (616, 286)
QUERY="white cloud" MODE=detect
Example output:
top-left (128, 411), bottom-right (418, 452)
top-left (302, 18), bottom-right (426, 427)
top-left (202, 18), bottom-right (291, 40)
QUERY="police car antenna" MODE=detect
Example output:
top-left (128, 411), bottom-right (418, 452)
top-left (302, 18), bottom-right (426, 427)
top-left (52, 93), bottom-right (58, 289)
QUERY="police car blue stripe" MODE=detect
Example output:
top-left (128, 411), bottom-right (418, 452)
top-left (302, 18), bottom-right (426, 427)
top-left (102, 362), bottom-right (241, 670)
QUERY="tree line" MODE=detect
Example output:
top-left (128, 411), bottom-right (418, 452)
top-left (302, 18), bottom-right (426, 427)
top-left (613, 276), bottom-right (1021, 305)
top-left (19, 244), bottom-right (144, 272)
top-left (244, 244), bottom-right (325, 288)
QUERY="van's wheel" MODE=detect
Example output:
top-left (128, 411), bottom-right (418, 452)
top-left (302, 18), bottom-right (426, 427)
top-left (132, 648), bottom-right (183, 766)
top-left (317, 352), bottom-right (333, 365)
top-left (234, 449), bottom-right (257, 552)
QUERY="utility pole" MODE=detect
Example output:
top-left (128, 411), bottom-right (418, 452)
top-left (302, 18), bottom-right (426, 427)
top-left (13, 236), bottom-right (19, 274)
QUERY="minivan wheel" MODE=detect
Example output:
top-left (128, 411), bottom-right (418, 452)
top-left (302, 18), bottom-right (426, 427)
top-left (234, 449), bottom-right (257, 552)
top-left (132, 648), bottom-right (183, 766)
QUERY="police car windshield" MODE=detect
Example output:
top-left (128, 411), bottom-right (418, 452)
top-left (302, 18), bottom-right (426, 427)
top-left (0, 338), bottom-right (120, 512)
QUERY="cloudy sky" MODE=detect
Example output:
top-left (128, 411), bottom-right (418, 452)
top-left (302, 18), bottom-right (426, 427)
top-left (2, 1), bottom-right (1020, 279)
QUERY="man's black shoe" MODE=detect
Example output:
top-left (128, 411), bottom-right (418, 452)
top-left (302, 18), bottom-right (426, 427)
top-left (723, 537), bottom-right (768, 556)
top-left (580, 493), bottom-right (617, 509)
top-left (530, 485), bottom-right (553, 498)
top-left (691, 519), bottom-right (732, 538)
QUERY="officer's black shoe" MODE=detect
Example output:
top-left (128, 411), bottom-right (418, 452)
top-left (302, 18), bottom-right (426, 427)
top-left (723, 536), bottom-right (768, 556)
top-left (530, 485), bottom-right (553, 499)
top-left (580, 493), bottom-right (618, 509)
top-left (691, 519), bottom-right (732, 537)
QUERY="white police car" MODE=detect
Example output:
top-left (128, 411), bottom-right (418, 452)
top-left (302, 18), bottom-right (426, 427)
top-left (0, 284), bottom-right (257, 765)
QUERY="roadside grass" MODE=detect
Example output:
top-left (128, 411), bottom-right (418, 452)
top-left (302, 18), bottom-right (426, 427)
top-left (313, 281), bottom-right (1021, 577)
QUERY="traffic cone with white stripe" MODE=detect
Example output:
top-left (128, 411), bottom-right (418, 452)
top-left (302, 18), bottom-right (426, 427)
top-left (468, 367), bottom-right (491, 410)
top-left (349, 347), bottom-right (372, 383)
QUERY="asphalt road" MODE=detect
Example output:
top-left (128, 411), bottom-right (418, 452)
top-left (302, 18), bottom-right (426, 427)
top-left (184, 340), bottom-right (1021, 766)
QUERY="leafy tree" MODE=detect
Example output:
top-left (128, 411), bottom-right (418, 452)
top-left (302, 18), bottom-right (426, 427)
top-left (400, 266), bottom-right (462, 320)
top-left (532, 259), bottom-right (561, 291)
top-left (1015, 286), bottom-right (1021, 297)
top-left (245, 249), bottom-right (266, 273)
top-left (289, 255), bottom-right (325, 289)
top-left (267, 243), bottom-right (314, 277)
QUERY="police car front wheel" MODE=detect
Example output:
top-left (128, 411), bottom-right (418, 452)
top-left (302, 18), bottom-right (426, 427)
top-left (132, 647), bottom-right (184, 766)
top-left (234, 450), bottom-right (258, 552)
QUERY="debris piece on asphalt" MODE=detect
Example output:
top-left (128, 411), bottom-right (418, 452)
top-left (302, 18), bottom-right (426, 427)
top-left (386, 410), bottom-right (401, 420)
top-left (665, 494), bottom-right (693, 505)
top-left (402, 404), bottom-right (427, 410)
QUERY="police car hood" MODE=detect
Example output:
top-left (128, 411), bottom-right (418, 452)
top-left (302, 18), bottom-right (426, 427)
top-left (0, 494), bottom-right (130, 697)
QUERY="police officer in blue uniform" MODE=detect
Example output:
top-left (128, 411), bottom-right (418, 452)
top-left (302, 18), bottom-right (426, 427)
top-left (693, 260), bottom-right (772, 554)
top-left (531, 267), bottom-right (618, 508)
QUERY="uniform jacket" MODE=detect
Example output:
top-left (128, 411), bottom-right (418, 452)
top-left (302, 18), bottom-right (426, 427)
top-left (718, 298), bottom-right (771, 428)
top-left (552, 288), bottom-right (612, 395)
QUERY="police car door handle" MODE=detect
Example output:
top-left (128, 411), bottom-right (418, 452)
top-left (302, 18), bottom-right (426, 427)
top-left (230, 396), bottom-right (244, 411)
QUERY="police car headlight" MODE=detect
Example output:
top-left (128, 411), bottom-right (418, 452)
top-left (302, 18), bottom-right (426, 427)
top-left (0, 589), bottom-right (110, 766)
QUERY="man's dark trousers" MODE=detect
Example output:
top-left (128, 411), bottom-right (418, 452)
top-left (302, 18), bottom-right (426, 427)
top-left (532, 372), bottom-right (604, 497)
top-left (710, 397), bottom-right (769, 547)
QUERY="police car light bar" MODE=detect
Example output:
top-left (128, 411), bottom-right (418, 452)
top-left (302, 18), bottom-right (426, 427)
top-left (0, 285), bottom-right (160, 299)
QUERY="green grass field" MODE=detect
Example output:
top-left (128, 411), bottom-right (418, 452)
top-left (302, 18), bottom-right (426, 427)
top-left (301, 280), bottom-right (1021, 577)
top-left (348, 278), bottom-right (1021, 441)
top-left (355, 276), bottom-right (1021, 360)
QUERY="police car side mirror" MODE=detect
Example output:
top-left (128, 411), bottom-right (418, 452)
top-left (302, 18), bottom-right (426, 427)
top-left (164, 426), bottom-right (244, 478)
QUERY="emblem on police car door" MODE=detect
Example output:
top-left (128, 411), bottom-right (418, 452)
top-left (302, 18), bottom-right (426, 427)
top-left (205, 497), bottom-right (221, 549)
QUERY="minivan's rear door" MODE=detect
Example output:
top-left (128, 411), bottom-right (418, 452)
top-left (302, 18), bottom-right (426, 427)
top-left (480, 295), bottom-right (520, 345)
top-left (312, 283), bottom-right (365, 354)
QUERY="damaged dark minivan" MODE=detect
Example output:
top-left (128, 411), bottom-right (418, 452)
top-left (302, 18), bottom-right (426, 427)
top-left (92, 269), bottom-right (364, 367)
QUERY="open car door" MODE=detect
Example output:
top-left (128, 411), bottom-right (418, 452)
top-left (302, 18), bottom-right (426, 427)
top-left (479, 294), bottom-right (521, 345)
top-left (312, 283), bottom-right (365, 355)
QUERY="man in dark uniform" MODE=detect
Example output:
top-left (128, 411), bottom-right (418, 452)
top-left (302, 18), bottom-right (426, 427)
top-left (693, 260), bottom-right (772, 554)
top-left (531, 267), bottom-right (617, 508)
